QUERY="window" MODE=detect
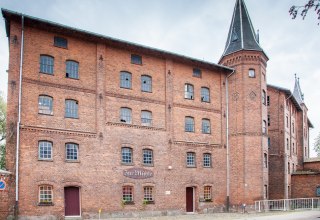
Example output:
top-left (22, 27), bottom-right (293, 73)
top-left (131, 54), bottom-right (142, 65)
top-left (267, 96), bottom-right (270, 106)
top-left (65, 100), bottom-right (78, 118)
top-left (267, 115), bottom-right (270, 126)
top-left (40, 55), bottom-right (54, 74)
top-left (203, 153), bottom-right (211, 167)
top-left (120, 108), bottom-right (132, 124)
top-left (268, 137), bottom-right (271, 149)
top-left (143, 149), bottom-right (153, 165)
top-left (141, 75), bottom-right (152, 92)
top-left (54, 36), bottom-right (67, 48)
top-left (262, 120), bottom-right (267, 134)
top-left (262, 90), bottom-right (266, 105)
top-left (292, 122), bottom-right (295, 133)
top-left (248, 69), bottom-right (255, 78)
top-left (186, 152), bottom-right (196, 167)
top-left (39, 185), bottom-right (53, 204)
top-left (141, 110), bottom-right (152, 126)
top-left (38, 95), bottom-right (53, 115)
top-left (286, 116), bottom-right (289, 128)
top-left (185, 84), bottom-right (194, 100)
top-left (202, 119), bottom-right (211, 134)
top-left (122, 186), bottom-right (133, 202)
top-left (293, 143), bottom-right (295, 154)
top-left (288, 162), bottom-right (290, 174)
top-left (201, 87), bottom-right (210, 102)
top-left (185, 117), bottom-right (195, 132)
top-left (193, 68), bottom-right (201, 78)
top-left (66, 143), bottom-right (79, 161)
top-left (38, 141), bottom-right (52, 160)
top-left (264, 153), bottom-right (268, 168)
top-left (264, 185), bottom-right (268, 199)
top-left (286, 138), bottom-right (289, 150)
top-left (120, 71), bottom-right (132, 89)
top-left (144, 186), bottom-right (154, 202)
top-left (66, 60), bottom-right (79, 79)
top-left (204, 186), bottom-right (212, 200)
top-left (122, 147), bottom-right (132, 164)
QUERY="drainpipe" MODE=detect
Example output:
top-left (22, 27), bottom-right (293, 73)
top-left (226, 69), bottom-right (235, 212)
top-left (15, 15), bottom-right (25, 211)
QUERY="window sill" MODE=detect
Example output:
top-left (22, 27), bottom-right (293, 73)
top-left (141, 90), bottom-right (152, 93)
top-left (38, 113), bottom-right (54, 116)
top-left (53, 45), bottom-right (68, 49)
top-left (123, 201), bottom-right (135, 205)
top-left (185, 131), bottom-right (195, 133)
top-left (65, 116), bottom-right (79, 119)
top-left (186, 166), bottom-right (196, 168)
top-left (144, 201), bottom-right (155, 205)
top-left (38, 159), bottom-right (53, 162)
top-left (131, 62), bottom-right (142, 66)
top-left (122, 163), bottom-right (134, 166)
top-left (65, 160), bottom-right (80, 163)
top-left (184, 98), bottom-right (194, 101)
top-left (38, 202), bottom-right (54, 206)
top-left (66, 76), bottom-right (79, 80)
top-left (120, 87), bottom-right (132, 90)
top-left (39, 72), bottom-right (54, 76)
top-left (203, 166), bottom-right (212, 168)
top-left (143, 164), bottom-right (154, 167)
top-left (199, 199), bottom-right (212, 203)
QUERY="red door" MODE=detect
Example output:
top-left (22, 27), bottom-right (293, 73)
top-left (65, 187), bottom-right (80, 216)
top-left (186, 187), bottom-right (194, 212)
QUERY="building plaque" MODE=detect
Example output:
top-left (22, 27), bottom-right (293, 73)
top-left (123, 168), bottom-right (153, 179)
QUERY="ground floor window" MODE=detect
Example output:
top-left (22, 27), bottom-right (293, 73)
top-left (122, 186), bottom-right (133, 202)
top-left (203, 186), bottom-right (212, 201)
top-left (143, 186), bottom-right (154, 202)
top-left (39, 185), bottom-right (53, 204)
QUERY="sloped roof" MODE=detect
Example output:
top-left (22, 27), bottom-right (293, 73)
top-left (221, 0), bottom-right (268, 59)
top-left (293, 77), bottom-right (304, 105)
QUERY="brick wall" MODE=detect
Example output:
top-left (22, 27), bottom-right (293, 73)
top-left (292, 173), bottom-right (320, 198)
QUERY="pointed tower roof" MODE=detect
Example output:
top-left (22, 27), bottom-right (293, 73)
top-left (221, 0), bottom-right (267, 58)
top-left (293, 74), bottom-right (304, 105)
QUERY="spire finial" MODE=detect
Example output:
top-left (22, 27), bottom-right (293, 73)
top-left (256, 29), bottom-right (260, 43)
top-left (294, 73), bottom-right (297, 80)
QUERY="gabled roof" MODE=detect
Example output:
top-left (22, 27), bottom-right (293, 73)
top-left (1, 8), bottom-right (234, 74)
top-left (221, 0), bottom-right (268, 59)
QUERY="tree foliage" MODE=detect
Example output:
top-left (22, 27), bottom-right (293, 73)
top-left (314, 133), bottom-right (320, 157)
top-left (0, 94), bottom-right (6, 169)
top-left (289, 0), bottom-right (320, 24)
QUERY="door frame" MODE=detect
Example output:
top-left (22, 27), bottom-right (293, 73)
top-left (64, 186), bottom-right (81, 217)
top-left (186, 186), bottom-right (195, 213)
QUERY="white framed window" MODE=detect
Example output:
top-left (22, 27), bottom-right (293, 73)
top-left (39, 185), bottom-right (53, 204)
top-left (185, 117), bottom-right (195, 132)
top-left (262, 90), bottom-right (266, 105)
top-left (38, 141), bottom-right (52, 160)
top-left (204, 186), bottom-right (212, 200)
top-left (203, 153), bottom-right (211, 167)
top-left (122, 186), bottom-right (133, 202)
top-left (144, 186), bottom-right (154, 202)
top-left (66, 143), bottom-right (79, 161)
top-left (186, 152), bottom-right (196, 167)
top-left (40, 55), bottom-right (54, 74)
top-left (184, 84), bottom-right (194, 100)
top-left (143, 149), bottom-right (153, 165)
top-left (38, 95), bottom-right (53, 115)
top-left (262, 120), bottom-right (267, 134)
top-left (201, 87), bottom-right (210, 102)
top-left (202, 119), bottom-right (211, 134)
top-left (122, 147), bottom-right (132, 164)
top-left (120, 71), bottom-right (132, 89)
top-left (120, 107), bottom-right (132, 124)
top-left (141, 110), bottom-right (152, 126)
top-left (141, 75), bottom-right (152, 92)
top-left (66, 60), bottom-right (79, 79)
top-left (65, 99), bottom-right (78, 118)
top-left (249, 69), bottom-right (255, 78)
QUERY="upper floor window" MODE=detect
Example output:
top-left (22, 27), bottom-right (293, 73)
top-left (186, 152), bottom-right (196, 167)
top-left (65, 99), bottom-right (78, 118)
top-left (39, 185), bottom-right (53, 205)
top-left (131, 54), bottom-right (142, 65)
top-left (249, 69), bottom-right (255, 78)
top-left (286, 138), bottom-right (289, 150)
top-left (185, 117), bottom-right (195, 132)
top-left (202, 119), bottom-right (211, 134)
top-left (40, 55), bottom-right (54, 74)
top-left (141, 75), bottom-right (152, 92)
top-left (293, 143), bottom-right (295, 154)
top-left (268, 115), bottom-right (270, 126)
top-left (262, 120), bottom-right (267, 134)
top-left (38, 141), bottom-right (52, 160)
top-left (66, 143), bottom-right (79, 161)
top-left (267, 96), bottom-right (270, 106)
top-left (144, 186), bottom-right (154, 202)
top-left (120, 71), bottom-right (132, 89)
top-left (262, 90), bottom-right (266, 105)
top-left (203, 153), bottom-right (211, 168)
top-left (54, 36), bottom-right (68, 48)
top-left (123, 186), bottom-right (133, 202)
top-left (201, 87), bottom-right (210, 102)
top-left (193, 68), bottom-right (201, 78)
top-left (122, 147), bottom-right (133, 164)
top-left (141, 110), bottom-right (152, 126)
top-left (286, 116), bottom-right (289, 128)
top-left (264, 153), bottom-right (268, 168)
top-left (143, 149), bottom-right (153, 166)
top-left (292, 122), bottom-right (295, 133)
top-left (38, 95), bottom-right (53, 115)
top-left (66, 60), bottom-right (79, 79)
top-left (268, 137), bottom-right (271, 149)
top-left (185, 84), bottom-right (194, 100)
top-left (120, 107), bottom-right (132, 124)
top-left (203, 186), bottom-right (212, 201)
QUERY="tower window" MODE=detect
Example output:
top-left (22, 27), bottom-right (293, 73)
top-left (249, 69), bottom-right (255, 78)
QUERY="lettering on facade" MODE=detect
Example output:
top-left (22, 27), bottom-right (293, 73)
top-left (123, 168), bottom-right (153, 179)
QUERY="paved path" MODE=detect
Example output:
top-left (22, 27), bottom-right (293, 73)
top-left (108, 210), bottom-right (320, 220)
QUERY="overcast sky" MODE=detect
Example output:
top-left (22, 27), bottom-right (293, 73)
top-left (0, 0), bottom-right (319, 156)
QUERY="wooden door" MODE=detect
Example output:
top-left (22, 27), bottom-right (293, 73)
top-left (65, 187), bottom-right (80, 216)
top-left (186, 187), bottom-right (194, 212)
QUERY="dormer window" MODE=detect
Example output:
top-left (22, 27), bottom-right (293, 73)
top-left (249, 69), bottom-right (255, 78)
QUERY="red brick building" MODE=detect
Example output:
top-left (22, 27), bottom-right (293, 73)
top-left (0, 0), bottom-right (315, 219)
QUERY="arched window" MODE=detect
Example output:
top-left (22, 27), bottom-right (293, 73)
top-left (65, 99), bottom-right (78, 118)
top-left (185, 117), bottom-right (195, 132)
top-left (38, 95), bottom-right (53, 115)
top-left (38, 141), bottom-right (53, 160)
top-left (40, 55), bottom-right (54, 74)
top-left (66, 143), bottom-right (79, 161)
top-left (141, 75), bottom-right (152, 92)
top-left (202, 119), bottom-right (211, 134)
top-left (144, 186), bottom-right (154, 202)
top-left (186, 152), bottom-right (196, 167)
top-left (39, 185), bottom-right (53, 204)
top-left (66, 60), bottom-right (79, 79)
top-left (203, 153), bottom-right (211, 167)
top-left (121, 147), bottom-right (132, 164)
top-left (141, 110), bottom-right (152, 126)
top-left (120, 107), bottom-right (132, 124)
top-left (185, 84), bottom-right (194, 100)
top-left (143, 149), bottom-right (153, 165)
top-left (122, 185), bottom-right (133, 202)
top-left (120, 71), bottom-right (132, 89)
top-left (203, 186), bottom-right (212, 200)
top-left (201, 87), bottom-right (210, 102)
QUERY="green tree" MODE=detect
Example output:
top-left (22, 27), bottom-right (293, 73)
top-left (0, 94), bottom-right (6, 169)
top-left (314, 133), bottom-right (320, 157)
top-left (289, 0), bottom-right (320, 24)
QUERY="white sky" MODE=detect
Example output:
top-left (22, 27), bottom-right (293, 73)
top-left (0, 0), bottom-right (319, 156)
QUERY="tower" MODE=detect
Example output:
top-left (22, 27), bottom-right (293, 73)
top-left (219, 0), bottom-right (269, 206)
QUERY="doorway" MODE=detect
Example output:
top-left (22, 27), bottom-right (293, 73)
top-left (64, 186), bottom-right (80, 216)
top-left (186, 187), bottom-right (194, 212)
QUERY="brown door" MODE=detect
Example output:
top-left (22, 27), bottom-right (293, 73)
top-left (186, 187), bottom-right (194, 212)
top-left (65, 187), bottom-right (80, 216)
